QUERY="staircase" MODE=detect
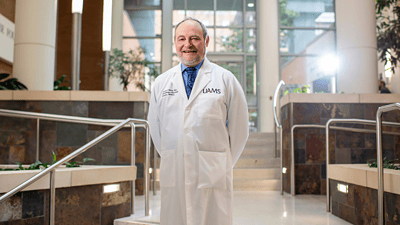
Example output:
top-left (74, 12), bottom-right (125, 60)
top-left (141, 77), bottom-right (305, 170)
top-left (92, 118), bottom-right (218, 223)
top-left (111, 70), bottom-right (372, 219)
top-left (233, 132), bottom-right (281, 191)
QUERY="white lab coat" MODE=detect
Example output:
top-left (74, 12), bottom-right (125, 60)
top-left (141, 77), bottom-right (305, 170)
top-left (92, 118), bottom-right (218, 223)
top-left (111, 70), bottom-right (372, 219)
top-left (148, 58), bottom-right (248, 225)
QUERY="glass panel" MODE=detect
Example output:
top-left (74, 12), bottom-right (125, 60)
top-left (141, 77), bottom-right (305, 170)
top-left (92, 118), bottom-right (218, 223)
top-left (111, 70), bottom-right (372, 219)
top-left (173, 10), bottom-right (186, 26)
top-left (122, 38), bottom-right (161, 62)
top-left (280, 56), bottom-right (336, 93)
top-left (246, 29), bottom-right (256, 53)
top-left (248, 108), bottom-right (257, 132)
top-left (123, 10), bottom-right (162, 36)
top-left (246, 0), bottom-right (256, 27)
top-left (187, 0), bottom-right (213, 10)
top-left (279, 0), bottom-right (335, 28)
top-left (186, 11), bottom-right (214, 26)
top-left (125, 0), bottom-right (161, 7)
top-left (216, 0), bottom-right (243, 26)
top-left (215, 62), bottom-right (242, 82)
top-left (279, 29), bottom-right (335, 55)
top-left (173, 0), bottom-right (185, 10)
top-left (216, 28), bottom-right (243, 52)
top-left (246, 56), bottom-right (257, 107)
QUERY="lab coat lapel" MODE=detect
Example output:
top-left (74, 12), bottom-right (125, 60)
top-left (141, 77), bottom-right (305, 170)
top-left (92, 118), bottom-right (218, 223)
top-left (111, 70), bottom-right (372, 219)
top-left (187, 58), bottom-right (212, 106)
top-left (171, 64), bottom-right (188, 101)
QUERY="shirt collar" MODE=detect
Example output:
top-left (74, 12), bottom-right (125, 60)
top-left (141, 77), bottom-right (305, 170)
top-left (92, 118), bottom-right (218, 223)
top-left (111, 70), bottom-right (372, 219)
top-left (181, 59), bottom-right (205, 72)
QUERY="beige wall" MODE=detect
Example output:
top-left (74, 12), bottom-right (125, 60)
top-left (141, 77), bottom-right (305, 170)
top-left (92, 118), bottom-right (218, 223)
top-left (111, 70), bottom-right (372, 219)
top-left (0, 0), bottom-right (15, 75)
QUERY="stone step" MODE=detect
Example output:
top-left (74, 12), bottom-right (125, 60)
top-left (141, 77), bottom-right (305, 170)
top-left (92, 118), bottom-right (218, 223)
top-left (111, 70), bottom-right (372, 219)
top-left (243, 143), bottom-right (275, 151)
top-left (233, 179), bottom-right (280, 191)
top-left (234, 158), bottom-right (280, 168)
top-left (248, 132), bottom-right (275, 140)
top-left (233, 168), bottom-right (280, 180)
top-left (115, 221), bottom-right (159, 225)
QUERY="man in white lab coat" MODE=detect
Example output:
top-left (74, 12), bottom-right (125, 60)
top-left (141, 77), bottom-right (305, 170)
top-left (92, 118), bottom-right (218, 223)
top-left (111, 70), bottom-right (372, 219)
top-left (148, 18), bottom-right (249, 225)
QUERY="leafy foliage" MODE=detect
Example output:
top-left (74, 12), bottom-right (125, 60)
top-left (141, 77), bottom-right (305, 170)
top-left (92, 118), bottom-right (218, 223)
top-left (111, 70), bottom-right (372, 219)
top-left (108, 48), bottom-right (159, 91)
top-left (367, 157), bottom-right (400, 170)
top-left (279, 0), bottom-right (299, 27)
top-left (0, 73), bottom-right (28, 90)
top-left (284, 85), bottom-right (310, 95)
top-left (54, 75), bottom-right (71, 90)
top-left (0, 152), bottom-right (94, 171)
top-left (376, 0), bottom-right (400, 73)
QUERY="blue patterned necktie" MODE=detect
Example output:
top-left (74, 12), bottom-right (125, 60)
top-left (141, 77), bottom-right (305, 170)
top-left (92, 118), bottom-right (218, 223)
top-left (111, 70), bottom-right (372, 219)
top-left (186, 67), bottom-right (196, 98)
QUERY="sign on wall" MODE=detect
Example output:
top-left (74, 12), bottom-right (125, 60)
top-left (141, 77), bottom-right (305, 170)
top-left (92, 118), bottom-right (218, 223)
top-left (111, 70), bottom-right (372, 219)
top-left (0, 13), bottom-right (14, 64)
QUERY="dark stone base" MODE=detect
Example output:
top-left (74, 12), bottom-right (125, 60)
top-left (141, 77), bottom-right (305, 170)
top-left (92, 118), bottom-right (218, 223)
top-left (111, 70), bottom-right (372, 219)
top-left (0, 181), bottom-right (131, 225)
top-left (330, 179), bottom-right (400, 225)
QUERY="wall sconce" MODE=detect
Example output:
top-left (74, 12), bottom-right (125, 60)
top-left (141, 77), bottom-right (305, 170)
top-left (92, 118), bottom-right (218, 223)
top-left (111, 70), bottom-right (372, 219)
top-left (103, 183), bottom-right (120, 193)
top-left (337, 183), bottom-right (348, 194)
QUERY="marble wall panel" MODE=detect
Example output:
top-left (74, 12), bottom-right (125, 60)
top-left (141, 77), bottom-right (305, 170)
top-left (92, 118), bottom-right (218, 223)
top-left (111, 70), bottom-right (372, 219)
top-left (0, 147), bottom-right (9, 164)
top-left (101, 181), bottom-right (131, 207)
top-left (295, 164), bottom-right (320, 194)
top-left (56, 123), bottom-right (88, 147)
top-left (55, 185), bottom-right (102, 225)
top-left (133, 102), bottom-right (146, 119)
top-left (0, 193), bottom-right (22, 222)
top-left (293, 103), bottom-right (321, 125)
top-left (22, 191), bottom-right (44, 219)
top-left (101, 202), bottom-right (130, 225)
top-left (305, 133), bottom-right (325, 163)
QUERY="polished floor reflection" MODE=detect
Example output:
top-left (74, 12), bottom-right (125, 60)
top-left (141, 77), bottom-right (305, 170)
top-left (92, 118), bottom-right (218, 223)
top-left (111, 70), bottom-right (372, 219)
top-left (115, 191), bottom-right (351, 225)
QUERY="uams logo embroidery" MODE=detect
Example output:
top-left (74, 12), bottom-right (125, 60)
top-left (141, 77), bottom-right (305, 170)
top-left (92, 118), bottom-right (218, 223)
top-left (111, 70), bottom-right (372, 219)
top-left (162, 89), bottom-right (178, 97)
top-left (202, 88), bottom-right (221, 94)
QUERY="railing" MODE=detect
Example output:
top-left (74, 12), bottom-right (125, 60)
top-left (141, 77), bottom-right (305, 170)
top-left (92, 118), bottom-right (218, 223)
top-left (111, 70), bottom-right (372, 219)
top-left (325, 118), bottom-right (400, 213)
top-left (0, 109), bottom-right (153, 224)
top-left (376, 103), bottom-right (400, 225)
top-left (273, 80), bottom-right (285, 195)
top-left (290, 120), bottom-right (400, 197)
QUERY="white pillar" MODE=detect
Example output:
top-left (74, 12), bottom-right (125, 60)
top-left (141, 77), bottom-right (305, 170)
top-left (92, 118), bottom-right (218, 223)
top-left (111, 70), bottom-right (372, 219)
top-left (13, 0), bottom-right (57, 91)
top-left (336, 0), bottom-right (378, 93)
top-left (161, 0), bottom-right (173, 73)
top-left (109, 0), bottom-right (124, 91)
top-left (258, 0), bottom-right (279, 132)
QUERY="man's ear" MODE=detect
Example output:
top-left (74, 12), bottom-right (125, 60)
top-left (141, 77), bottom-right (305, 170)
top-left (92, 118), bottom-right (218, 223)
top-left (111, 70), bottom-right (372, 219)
top-left (205, 36), bottom-right (210, 47)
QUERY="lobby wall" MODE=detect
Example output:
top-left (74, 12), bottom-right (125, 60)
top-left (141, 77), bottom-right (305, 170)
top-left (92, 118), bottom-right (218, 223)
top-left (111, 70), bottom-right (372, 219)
top-left (0, 0), bottom-right (15, 75)
top-left (56, 0), bottom-right (104, 90)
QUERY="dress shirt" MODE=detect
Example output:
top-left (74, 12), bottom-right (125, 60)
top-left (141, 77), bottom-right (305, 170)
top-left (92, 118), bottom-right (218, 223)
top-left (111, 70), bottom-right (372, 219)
top-left (181, 60), bottom-right (204, 98)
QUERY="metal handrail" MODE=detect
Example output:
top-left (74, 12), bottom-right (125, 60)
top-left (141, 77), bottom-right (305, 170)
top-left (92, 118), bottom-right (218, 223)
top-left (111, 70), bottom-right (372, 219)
top-left (273, 80), bottom-right (285, 195)
top-left (0, 109), bottom-right (152, 224)
top-left (289, 121), bottom-right (400, 197)
top-left (325, 118), bottom-right (400, 213)
top-left (376, 103), bottom-right (400, 225)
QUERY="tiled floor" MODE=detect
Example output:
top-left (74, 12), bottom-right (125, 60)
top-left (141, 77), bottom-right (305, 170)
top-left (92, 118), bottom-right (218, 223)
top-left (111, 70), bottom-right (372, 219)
top-left (116, 191), bottom-right (351, 225)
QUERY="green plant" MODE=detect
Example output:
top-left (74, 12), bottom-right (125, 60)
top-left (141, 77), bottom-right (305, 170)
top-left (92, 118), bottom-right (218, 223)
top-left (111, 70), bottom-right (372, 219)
top-left (367, 157), bottom-right (400, 170)
top-left (376, 0), bottom-right (400, 73)
top-left (0, 152), bottom-right (94, 171)
top-left (108, 48), bottom-right (159, 91)
top-left (284, 85), bottom-right (310, 95)
top-left (0, 73), bottom-right (28, 90)
top-left (54, 75), bottom-right (71, 90)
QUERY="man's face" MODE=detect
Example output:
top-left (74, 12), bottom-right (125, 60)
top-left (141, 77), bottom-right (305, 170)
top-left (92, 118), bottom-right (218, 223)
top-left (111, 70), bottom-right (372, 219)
top-left (175, 20), bottom-right (209, 67)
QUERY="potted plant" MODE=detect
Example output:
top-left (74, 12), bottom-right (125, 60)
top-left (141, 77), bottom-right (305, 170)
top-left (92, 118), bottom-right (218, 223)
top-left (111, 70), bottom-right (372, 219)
top-left (108, 48), bottom-right (159, 91)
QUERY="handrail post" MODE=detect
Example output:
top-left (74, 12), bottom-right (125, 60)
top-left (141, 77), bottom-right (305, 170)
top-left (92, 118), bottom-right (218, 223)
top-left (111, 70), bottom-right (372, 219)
top-left (279, 126), bottom-right (283, 195)
top-left (377, 109), bottom-right (384, 225)
top-left (145, 123), bottom-right (150, 216)
top-left (290, 126), bottom-right (295, 196)
top-left (50, 170), bottom-right (56, 225)
top-left (36, 118), bottom-right (40, 162)
top-left (326, 120), bottom-right (331, 212)
top-left (153, 142), bottom-right (157, 195)
top-left (130, 122), bottom-right (136, 215)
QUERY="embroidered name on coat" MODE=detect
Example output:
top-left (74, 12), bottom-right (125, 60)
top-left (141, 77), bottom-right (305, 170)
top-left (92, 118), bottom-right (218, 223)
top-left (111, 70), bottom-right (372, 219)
top-left (202, 88), bottom-right (221, 94)
top-left (162, 89), bottom-right (178, 97)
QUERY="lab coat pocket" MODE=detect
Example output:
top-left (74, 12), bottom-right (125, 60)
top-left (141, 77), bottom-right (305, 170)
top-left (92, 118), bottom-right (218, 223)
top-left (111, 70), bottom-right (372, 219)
top-left (160, 149), bottom-right (176, 187)
top-left (198, 150), bottom-right (227, 189)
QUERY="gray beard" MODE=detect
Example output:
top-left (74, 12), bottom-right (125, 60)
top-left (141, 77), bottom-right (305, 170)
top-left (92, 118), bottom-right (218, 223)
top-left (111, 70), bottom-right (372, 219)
top-left (178, 51), bottom-right (206, 67)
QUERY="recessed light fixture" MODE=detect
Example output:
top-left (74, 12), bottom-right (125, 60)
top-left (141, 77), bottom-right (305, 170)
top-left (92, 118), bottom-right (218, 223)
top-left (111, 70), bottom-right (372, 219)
top-left (103, 184), bottom-right (120, 193)
top-left (248, 3), bottom-right (254, 7)
top-left (337, 183), bottom-right (348, 193)
top-left (282, 167), bottom-right (287, 174)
